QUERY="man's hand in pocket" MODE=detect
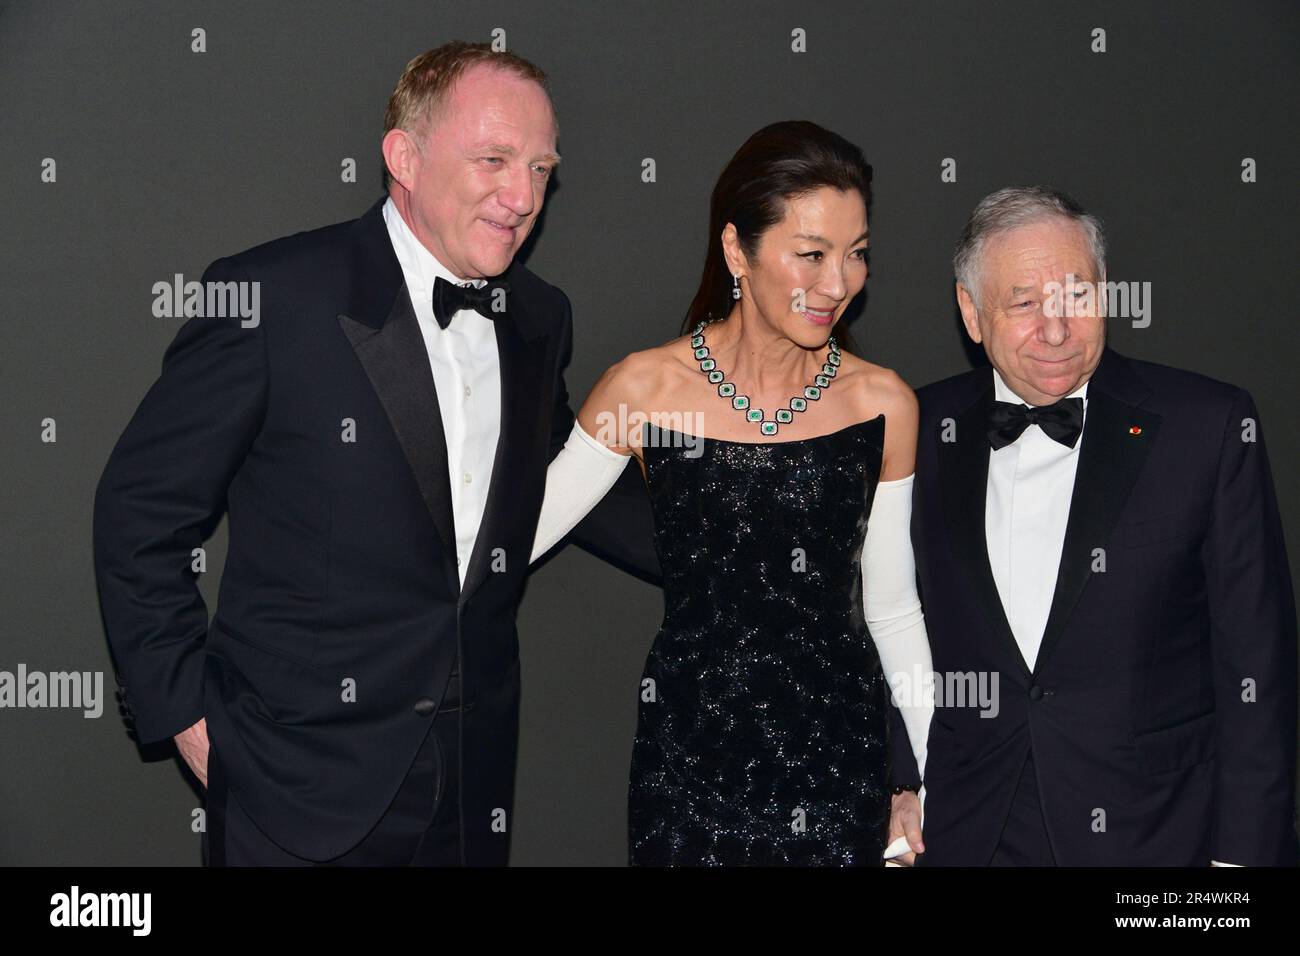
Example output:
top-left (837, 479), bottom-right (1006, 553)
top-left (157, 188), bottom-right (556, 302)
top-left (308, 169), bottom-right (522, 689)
top-left (174, 717), bottom-right (210, 789)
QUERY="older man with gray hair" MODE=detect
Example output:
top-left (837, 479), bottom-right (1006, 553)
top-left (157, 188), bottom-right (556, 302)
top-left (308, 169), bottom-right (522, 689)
top-left (884, 185), bottom-right (1297, 866)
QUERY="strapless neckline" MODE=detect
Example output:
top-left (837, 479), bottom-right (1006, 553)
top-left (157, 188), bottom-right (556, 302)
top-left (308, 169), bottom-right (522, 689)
top-left (643, 412), bottom-right (884, 448)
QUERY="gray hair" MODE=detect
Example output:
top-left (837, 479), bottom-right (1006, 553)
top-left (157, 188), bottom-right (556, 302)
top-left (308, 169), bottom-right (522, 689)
top-left (953, 186), bottom-right (1106, 307)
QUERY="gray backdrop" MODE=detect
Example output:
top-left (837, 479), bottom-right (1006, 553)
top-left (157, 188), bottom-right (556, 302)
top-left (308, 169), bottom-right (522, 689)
top-left (1, 0), bottom-right (1296, 865)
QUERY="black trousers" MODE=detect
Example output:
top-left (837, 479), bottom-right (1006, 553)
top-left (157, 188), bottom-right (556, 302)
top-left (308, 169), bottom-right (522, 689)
top-left (203, 661), bottom-right (462, 867)
top-left (989, 749), bottom-right (1057, 866)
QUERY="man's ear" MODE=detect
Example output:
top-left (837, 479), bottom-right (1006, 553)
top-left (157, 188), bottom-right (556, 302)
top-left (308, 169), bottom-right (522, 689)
top-left (956, 282), bottom-right (982, 343)
top-left (381, 128), bottom-right (419, 191)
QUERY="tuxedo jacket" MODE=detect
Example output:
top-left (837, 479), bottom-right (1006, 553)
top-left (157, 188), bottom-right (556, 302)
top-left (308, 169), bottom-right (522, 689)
top-left (93, 195), bottom-right (660, 864)
top-left (889, 347), bottom-right (1297, 866)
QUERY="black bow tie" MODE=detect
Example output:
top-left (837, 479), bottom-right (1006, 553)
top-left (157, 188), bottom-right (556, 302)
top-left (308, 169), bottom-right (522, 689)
top-left (987, 396), bottom-right (1084, 450)
top-left (431, 275), bottom-right (510, 330)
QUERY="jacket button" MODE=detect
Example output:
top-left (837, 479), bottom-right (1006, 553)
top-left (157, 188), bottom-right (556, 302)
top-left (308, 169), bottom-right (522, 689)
top-left (414, 697), bottom-right (437, 717)
top-left (1028, 685), bottom-right (1044, 701)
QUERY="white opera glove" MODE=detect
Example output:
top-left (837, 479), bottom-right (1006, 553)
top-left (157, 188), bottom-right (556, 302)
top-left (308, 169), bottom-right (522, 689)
top-left (862, 473), bottom-right (935, 863)
top-left (529, 421), bottom-right (633, 564)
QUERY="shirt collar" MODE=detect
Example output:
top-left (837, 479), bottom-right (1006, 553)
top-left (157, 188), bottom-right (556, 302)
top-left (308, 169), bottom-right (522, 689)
top-left (382, 195), bottom-right (486, 294)
top-left (992, 365), bottom-right (1089, 408)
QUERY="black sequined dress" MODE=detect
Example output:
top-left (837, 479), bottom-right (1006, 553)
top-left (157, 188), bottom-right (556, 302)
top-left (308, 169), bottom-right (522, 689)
top-left (629, 415), bottom-right (891, 865)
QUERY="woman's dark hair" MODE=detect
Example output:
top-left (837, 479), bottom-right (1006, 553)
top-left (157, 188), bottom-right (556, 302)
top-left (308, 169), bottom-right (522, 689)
top-left (681, 120), bottom-right (873, 354)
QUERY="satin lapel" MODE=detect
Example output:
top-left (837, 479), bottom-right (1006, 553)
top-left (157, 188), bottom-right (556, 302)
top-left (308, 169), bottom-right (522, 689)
top-left (337, 288), bottom-right (460, 595)
top-left (459, 307), bottom-right (549, 605)
top-left (939, 375), bottom-right (1032, 679)
top-left (1033, 348), bottom-right (1160, 673)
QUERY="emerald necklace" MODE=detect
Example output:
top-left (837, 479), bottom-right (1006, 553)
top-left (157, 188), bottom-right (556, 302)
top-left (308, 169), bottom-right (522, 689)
top-left (690, 320), bottom-right (840, 437)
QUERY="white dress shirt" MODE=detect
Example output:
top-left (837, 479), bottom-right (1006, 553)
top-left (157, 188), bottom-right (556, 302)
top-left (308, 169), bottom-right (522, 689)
top-left (985, 368), bottom-right (1089, 673)
top-left (382, 196), bottom-right (501, 586)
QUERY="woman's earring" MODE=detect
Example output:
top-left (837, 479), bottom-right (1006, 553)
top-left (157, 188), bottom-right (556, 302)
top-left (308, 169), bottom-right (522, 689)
top-left (732, 274), bottom-right (741, 300)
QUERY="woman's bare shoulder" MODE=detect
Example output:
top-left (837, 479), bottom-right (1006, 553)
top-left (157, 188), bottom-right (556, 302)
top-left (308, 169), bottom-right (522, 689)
top-left (837, 352), bottom-right (919, 477)
top-left (836, 351), bottom-right (917, 422)
top-left (578, 333), bottom-right (697, 444)
top-left (592, 335), bottom-right (693, 403)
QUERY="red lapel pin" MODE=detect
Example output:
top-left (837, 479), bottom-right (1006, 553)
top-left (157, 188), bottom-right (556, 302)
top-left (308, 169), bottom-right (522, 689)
top-left (1129, 425), bottom-right (1142, 436)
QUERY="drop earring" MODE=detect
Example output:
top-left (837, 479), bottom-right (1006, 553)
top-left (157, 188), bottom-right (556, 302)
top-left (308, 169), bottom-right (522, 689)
top-left (732, 274), bottom-right (741, 300)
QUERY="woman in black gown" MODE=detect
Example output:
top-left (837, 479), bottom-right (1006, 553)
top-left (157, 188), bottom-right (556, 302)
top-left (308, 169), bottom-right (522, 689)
top-left (531, 121), bottom-right (933, 865)
top-left (629, 413), bottom-right (894, 864)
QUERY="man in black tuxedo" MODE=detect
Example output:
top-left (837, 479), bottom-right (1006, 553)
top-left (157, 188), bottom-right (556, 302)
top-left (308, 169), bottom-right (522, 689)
top-left (93, 42), bottom-right (657, 865)
top-left (886, 186), bottom-right (1297, 866)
